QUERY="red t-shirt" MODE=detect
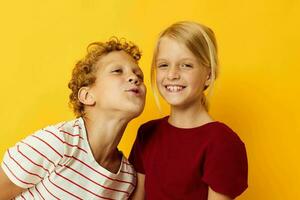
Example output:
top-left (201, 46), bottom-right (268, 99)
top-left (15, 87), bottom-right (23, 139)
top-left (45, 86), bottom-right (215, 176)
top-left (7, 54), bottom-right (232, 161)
top-left (129, 117), bottom-right (248, 199)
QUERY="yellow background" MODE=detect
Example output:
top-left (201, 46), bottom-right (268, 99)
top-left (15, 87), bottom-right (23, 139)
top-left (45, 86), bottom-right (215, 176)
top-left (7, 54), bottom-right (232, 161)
top-left (0, 0), bottom-right (299, 199)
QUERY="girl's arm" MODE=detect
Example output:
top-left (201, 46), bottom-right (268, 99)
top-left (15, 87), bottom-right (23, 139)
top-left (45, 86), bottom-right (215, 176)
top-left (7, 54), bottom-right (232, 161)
top-left (0, 167), bottom-right (25, 199)
top-left (131, 173), bottom-right (145, 200)
top-left (208, 187), bottom-right (232, 200)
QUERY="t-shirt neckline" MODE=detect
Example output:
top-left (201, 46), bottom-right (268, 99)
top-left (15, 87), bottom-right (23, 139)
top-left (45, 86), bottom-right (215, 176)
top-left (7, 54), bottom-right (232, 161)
top-left (78, 117), bottom-right (124, 176)
top-left (162, 116), bottom-right (221, 132)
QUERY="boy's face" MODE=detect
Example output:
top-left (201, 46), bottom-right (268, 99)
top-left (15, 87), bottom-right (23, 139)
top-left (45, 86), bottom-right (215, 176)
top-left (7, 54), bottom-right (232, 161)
top-left (89, 50), bottom-right (146, 117)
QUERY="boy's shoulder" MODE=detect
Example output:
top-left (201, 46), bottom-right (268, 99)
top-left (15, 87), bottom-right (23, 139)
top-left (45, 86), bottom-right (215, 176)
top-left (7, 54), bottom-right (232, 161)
top-left (52, 118), bottom-right (82, 132)
top-left (43, 118), bottom-right (84, 143)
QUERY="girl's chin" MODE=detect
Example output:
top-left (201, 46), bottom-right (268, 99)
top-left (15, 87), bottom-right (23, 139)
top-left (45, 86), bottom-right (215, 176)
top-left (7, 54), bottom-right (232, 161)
top-left (163, 97), bottom-right (186, 106)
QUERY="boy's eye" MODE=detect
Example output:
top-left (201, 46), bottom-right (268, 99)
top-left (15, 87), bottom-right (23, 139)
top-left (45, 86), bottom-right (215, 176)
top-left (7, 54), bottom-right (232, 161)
top-left (112, 69), bottom-right (122, 73)
top-left (137, 74), bottom-right (144, 81)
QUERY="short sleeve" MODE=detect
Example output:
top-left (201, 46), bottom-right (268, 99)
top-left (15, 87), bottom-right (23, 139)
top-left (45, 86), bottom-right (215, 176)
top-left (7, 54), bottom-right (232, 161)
top-left (202, 128), bottom-right (248, 199)
top-left (129, 126), bottom-right (145, 174)
top-left (1, 126), bottom-right (65, 188)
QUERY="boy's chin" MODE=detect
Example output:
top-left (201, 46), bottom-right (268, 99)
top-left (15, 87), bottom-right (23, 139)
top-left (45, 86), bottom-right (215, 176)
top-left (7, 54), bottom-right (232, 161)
top-left (123, 105), bottom-right (144, 118)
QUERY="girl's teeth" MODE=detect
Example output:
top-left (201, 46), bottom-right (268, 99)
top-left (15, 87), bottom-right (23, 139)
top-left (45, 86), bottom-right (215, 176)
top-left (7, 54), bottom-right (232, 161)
top-left (166, 86), bottom-right (184, 92)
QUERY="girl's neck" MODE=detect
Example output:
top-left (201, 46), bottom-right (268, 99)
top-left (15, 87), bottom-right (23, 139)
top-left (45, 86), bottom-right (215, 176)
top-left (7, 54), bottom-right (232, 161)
top-left (169, 103), bottom-right (214, 128)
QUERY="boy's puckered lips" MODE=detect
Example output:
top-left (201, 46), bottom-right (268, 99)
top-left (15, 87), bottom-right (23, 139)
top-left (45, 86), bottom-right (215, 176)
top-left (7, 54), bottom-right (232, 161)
top-left (125, 87), bottom-right (144, 96)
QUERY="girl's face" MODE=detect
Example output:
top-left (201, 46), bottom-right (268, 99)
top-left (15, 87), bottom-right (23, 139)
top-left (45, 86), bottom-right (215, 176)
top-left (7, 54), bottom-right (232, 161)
top-left (155, 37), bottom-right (210, 109)
top-left (90, 50), bottom-right (146, 117)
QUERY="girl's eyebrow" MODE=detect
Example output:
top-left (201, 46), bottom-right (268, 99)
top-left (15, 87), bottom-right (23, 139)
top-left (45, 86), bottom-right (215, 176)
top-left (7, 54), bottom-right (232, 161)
top-left (156, 58), bottom-right (168, 62)
top-left (178, 57), bottom-right (197, 62)
top-left (156, 57), bottom-right (197, 62)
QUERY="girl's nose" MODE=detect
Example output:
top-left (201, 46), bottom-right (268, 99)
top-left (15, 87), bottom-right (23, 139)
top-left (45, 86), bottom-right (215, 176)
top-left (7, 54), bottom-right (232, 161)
top-left (167, 66), bottom-right (180, 80)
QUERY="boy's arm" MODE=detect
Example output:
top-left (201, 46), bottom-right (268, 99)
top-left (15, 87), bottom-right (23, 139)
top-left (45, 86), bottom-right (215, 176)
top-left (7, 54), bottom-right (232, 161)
top-left (0, 125), bottom-right (65, 196)
top-left (131, 173), bottom-right (145, 200)
top-left (0, 167), bottom-right (25, 199)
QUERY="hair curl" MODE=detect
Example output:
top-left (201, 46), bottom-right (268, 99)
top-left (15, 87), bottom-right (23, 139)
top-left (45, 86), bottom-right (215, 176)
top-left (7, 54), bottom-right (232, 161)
top-left (68, 37), bottom-right (142, 117)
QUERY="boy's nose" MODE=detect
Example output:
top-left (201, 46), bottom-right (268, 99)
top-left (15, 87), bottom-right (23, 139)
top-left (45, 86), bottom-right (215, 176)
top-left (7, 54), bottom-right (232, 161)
top-left (129, 78), bottom-right (138, 84)
top-left (128, 74), bottom-right (140, 85)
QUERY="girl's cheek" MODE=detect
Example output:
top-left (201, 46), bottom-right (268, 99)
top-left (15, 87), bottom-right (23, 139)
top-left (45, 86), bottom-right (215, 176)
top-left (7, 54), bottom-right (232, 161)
top-left (156, 71), bottom-right (164, 81)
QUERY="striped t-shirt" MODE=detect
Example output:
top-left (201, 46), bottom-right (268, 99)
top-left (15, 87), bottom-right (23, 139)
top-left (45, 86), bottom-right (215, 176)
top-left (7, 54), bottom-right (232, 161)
top-left (1, 118), bottom-right (136, 200)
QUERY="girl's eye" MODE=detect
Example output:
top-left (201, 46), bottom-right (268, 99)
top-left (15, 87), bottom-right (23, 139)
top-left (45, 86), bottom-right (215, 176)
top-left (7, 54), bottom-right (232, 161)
top-left (157, 63), bottom-right (168, 68)
top-left (181, 63), bottom-right (193, 68)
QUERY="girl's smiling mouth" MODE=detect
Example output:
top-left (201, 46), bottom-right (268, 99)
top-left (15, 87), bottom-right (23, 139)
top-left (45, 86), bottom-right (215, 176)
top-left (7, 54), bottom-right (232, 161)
top-left (164, 85), bottom-right (186, 92)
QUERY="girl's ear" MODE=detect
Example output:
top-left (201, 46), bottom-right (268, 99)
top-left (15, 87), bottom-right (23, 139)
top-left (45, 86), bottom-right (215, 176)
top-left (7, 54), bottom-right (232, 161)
top-left (205, 74), bottom-right (211, 87)
top-left (204, 69), bottom-right (212, 87)
top-left (78, 87), bottom-right (95, 106)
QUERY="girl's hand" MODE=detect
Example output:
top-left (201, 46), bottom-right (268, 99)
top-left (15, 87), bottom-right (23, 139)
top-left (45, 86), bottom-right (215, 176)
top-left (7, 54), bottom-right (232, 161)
top-left (130, 173), bottom-right (145, 200)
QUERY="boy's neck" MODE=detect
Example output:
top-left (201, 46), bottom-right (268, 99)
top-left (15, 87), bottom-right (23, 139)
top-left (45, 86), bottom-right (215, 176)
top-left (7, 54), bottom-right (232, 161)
top-left (82, 111), bottom-right (129, 165)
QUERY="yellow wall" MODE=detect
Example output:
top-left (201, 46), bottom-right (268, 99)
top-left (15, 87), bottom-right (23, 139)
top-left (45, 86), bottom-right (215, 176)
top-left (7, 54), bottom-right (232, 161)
top-left (0, 0), bottom-right (299, 199)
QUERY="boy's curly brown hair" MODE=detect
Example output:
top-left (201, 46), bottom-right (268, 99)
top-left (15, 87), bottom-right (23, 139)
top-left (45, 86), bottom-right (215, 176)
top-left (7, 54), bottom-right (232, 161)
top-left (68, 37), bottom-right (142, 117)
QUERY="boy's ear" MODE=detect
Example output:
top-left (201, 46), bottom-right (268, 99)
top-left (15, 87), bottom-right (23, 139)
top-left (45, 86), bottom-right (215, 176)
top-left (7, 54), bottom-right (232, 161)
top-left (78, 87), bottom-right (95, 106)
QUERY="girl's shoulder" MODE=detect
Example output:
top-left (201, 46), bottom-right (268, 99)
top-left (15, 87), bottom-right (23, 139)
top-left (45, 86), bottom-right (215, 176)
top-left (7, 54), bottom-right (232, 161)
top-left (204, 121), bottom-right (246, 149)
top-left (139, 117), bottom-right (166, 130)
top-left (136, 117), bottom-right (167, 141)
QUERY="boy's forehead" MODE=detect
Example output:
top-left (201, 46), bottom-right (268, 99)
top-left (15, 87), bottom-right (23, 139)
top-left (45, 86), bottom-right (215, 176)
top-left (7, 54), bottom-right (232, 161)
top-left (96, 51), bottom-right (138, 67)
top-left (93, 52), bottom-right (143, 76)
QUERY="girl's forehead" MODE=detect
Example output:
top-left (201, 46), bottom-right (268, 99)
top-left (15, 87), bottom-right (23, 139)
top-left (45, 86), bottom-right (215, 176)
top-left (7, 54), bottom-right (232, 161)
top-left (157, 38), bottom-right (197, 61)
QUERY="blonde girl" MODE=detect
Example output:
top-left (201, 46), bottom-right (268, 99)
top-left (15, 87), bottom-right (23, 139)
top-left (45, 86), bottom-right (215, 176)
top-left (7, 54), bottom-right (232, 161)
top-left (129, 21), bottom-right (248, 200)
